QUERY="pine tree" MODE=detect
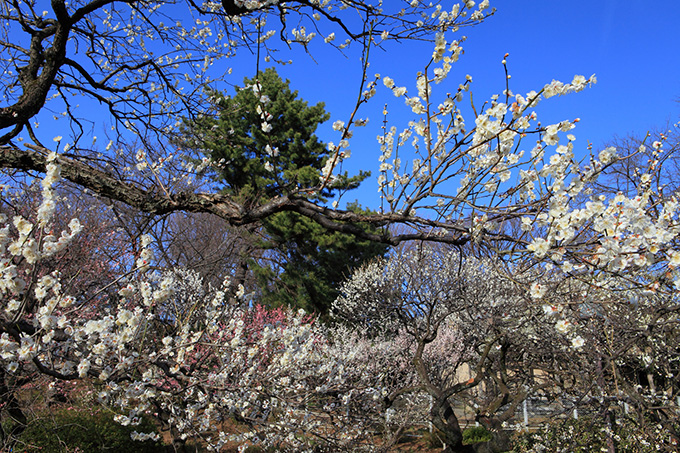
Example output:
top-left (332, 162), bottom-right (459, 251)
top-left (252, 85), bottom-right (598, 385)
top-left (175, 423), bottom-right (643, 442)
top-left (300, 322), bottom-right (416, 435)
top-left (180, 68), bottom-right (387, 315)
top-left (254, 202), bottom-right (388, 315)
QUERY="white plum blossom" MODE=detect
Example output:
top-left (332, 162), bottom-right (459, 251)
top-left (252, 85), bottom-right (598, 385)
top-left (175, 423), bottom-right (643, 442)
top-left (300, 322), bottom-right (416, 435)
top-left (571, 336), bottom-right (585, 349)
top-left (555, 319), bottom-right (571, 333)
top-left (530, 282), bottom-right (548, 299)
top-left (527, 237), bottom-right (551, 258)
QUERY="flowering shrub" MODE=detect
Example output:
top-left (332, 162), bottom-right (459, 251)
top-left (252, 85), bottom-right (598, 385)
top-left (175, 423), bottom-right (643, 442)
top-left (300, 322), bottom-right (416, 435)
top-left (511, 414), bottom-right (678, 453)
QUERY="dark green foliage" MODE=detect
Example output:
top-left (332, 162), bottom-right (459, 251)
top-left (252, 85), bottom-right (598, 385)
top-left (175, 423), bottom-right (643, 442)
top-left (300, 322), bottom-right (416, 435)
top-left (180, 68), bottom-right (387, 315)
top-left (254, 202), bottom-right (389, 315)
top-left (462, 426), bottom-right (493, 445)
top-left (183, 67), bottom-right (367, 204)
top-left (11, 407), bottom-right (165, 452)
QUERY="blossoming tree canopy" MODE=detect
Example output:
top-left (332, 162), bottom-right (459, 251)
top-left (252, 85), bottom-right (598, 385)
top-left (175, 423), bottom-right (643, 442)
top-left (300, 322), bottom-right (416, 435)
top-left (332, 245), bottom-right (572, 451)
top-left (0, 0), bottom-right (677, 305)
top-left (0, 0), bottom-right (677, 315)
top-left (0, 164), bottom-right (393, 450)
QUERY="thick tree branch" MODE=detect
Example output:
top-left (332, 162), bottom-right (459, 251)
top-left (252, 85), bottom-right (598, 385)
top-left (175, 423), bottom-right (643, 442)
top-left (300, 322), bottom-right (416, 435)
top-left (0, 144), bottom-right (477, 246)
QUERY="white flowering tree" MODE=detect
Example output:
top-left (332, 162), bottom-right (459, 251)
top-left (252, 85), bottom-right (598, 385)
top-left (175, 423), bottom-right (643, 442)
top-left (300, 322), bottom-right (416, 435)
top-left (335, 244), bottom-right (680, 452)
top-left (524, 121), bottom-right (680, 449)
top-left (3, 1), bottom-right (677, 295)
top-left (534, 260), bottom-right (680, 445)
top-left (509, 270), bottom-right (680, 451)
top-left (0, 1), bottom-right (495, 242)
top-left (333, 246), bottom-right (544, 452)
top-left (0, 1), bottom-right (677, 276)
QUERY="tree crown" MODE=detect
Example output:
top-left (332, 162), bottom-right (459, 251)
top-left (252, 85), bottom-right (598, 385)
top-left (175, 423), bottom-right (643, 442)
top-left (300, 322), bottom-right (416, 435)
top-left (180, 67), bottom-right (367, 204)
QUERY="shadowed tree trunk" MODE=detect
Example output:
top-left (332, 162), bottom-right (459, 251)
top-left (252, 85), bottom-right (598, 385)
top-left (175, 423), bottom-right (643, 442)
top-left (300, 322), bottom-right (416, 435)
top-left (0, 368), bottom-right (28, 450)
top-left (431, 395), bottom-right (475, 453)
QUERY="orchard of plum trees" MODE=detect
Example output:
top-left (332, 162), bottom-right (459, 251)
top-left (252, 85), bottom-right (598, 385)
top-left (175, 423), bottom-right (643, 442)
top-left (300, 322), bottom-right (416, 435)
top-left (0, 1), bottom-right (678, 452)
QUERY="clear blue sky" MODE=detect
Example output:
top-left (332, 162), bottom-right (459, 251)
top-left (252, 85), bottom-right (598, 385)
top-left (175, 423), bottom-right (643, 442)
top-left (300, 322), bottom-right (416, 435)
top-left (240, 1), bottom-right (680, 209)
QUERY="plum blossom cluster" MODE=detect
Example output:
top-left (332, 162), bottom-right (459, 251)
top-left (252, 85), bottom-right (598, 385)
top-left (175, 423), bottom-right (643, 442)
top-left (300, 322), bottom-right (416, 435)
top-left (0, 168), bottom-right (391, 450)
top-left (320, 30), bottom-right (680, 307)
top-left (523, 139), bottom-right (680, 294)
top-left (1, 159), bottom-right (81, 299)
top-left (97, 271), bottom-right (391, 451)
top-left (366, 28), bottom-right (595, 223)
top-left (0, 178), bottom-right (157, 383)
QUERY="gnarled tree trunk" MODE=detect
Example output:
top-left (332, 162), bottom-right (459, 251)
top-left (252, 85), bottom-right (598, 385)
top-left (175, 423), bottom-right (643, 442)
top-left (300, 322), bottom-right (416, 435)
top-left (430, 395), bottom-right (475, 453)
